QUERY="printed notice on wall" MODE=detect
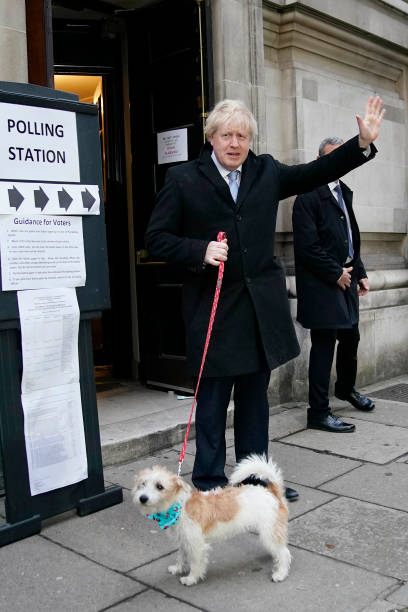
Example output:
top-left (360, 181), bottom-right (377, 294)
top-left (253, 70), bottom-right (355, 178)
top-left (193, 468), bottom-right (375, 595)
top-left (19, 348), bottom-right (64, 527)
top-left (17, 287), bottom-right (80, 394)
top-left (18, 288), bottom-right (87, 495)
top-left (21, 382), bottom-right (88, 496)
top-left (0, 102), bottom-right (80, 182)
top-left (0, 215), bottom-right (86, 290)
top-left (157, 128), bottom-right (188, 165)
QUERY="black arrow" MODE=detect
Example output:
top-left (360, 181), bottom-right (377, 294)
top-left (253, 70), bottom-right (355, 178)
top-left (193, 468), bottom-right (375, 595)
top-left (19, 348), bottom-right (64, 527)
top-left (81, 188), bottom-right (96, 211)
top-left (34, 186), bottom-right (49, 211)
top-left (8, 185), bottom-right (24, 211)
top-left (58, 187), bottom-right (73, 211)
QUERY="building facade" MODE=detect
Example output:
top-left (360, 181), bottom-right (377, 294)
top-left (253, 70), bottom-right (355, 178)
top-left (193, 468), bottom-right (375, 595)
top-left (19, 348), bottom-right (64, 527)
top-left (2, 0), bottom-right (408, 402)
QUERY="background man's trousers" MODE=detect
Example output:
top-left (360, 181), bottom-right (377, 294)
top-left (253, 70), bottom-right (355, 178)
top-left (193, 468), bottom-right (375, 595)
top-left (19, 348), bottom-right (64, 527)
top-left (192, 363), bottom-right (271, 491)
top-left (309, 324), bottom-right (360, 417)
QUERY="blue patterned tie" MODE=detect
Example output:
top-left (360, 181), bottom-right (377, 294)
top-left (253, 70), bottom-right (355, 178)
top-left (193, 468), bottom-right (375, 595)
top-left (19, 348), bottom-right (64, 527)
top-left (334, 185), bottom-right (354, 259)
top-left (228, 170), bottom-right (239, 202)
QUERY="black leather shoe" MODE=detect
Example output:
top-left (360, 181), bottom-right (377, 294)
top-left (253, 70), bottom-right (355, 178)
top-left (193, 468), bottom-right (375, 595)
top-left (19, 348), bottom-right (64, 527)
top-left (335, 389), bottom-right (375, 411)
top-left (307, 413), bottom-right (356, 432)
top-left (285, 487), bottom-right (299, 502)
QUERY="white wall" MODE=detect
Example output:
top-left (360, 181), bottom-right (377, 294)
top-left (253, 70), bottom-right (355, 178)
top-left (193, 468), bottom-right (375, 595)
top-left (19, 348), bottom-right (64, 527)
top-left (0, 1), bottom-right (28, 82)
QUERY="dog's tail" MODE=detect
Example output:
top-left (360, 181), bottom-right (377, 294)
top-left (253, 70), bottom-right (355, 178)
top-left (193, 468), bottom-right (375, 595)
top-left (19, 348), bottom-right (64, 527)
top-left (228, 454), bottom-right (285, 496)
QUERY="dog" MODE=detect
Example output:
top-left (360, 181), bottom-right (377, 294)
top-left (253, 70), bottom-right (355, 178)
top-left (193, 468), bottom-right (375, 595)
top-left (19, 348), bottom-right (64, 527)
top-left (132, 454), bottom-right (291, 586)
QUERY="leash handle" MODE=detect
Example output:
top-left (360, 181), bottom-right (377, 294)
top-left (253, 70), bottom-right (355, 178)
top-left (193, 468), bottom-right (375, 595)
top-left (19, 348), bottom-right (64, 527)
top-left (178, 231), bottom-right (227, 475)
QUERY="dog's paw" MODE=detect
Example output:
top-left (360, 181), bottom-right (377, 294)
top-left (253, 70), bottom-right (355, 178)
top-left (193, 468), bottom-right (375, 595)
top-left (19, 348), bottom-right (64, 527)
top-left (180, 575), bottom-right (198, 586)
top-left (271, 568), bottom-right (288, 582)
top-left (168, 564), bottom-right (183, 576)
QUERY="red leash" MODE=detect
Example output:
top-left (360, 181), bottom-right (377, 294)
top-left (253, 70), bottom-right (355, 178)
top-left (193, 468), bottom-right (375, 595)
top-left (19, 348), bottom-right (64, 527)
top-left (178, 231), bottom-right (226, 475)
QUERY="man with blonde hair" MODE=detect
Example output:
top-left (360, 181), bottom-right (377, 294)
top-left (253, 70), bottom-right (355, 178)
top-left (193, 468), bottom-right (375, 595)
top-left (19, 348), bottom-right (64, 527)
top-left (146, 96), bottom-right (385, 499)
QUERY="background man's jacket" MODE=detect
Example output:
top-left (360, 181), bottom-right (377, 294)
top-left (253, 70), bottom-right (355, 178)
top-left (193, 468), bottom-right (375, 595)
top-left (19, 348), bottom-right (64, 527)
top-left (293, 181), bottom-right (366, 329)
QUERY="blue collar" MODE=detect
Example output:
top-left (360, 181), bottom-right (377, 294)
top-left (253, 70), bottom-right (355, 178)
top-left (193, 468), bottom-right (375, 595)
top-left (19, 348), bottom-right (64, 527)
top-left (145, 502), bottom-right (182, 530)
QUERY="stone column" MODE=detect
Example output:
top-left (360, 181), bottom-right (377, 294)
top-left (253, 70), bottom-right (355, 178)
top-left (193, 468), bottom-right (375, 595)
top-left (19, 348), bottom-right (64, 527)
top-left (211, 0), bottom-right (267, 152)
top-left (0, 0), bottom-right (28, 82)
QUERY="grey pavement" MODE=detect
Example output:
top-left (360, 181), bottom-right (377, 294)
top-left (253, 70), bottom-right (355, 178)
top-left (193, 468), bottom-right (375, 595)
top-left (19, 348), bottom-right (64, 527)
top-left (1, 375), bottom-right (408, 611)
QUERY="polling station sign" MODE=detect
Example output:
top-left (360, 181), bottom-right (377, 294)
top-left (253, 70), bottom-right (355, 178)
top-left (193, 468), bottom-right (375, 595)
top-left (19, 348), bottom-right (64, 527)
top-left (0, 102), bottom-right (80, 182)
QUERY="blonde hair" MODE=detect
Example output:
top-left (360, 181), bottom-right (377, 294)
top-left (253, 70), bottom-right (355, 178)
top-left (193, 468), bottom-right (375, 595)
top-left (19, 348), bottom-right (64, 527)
top-left (205, 99), bottom-right (258, 141)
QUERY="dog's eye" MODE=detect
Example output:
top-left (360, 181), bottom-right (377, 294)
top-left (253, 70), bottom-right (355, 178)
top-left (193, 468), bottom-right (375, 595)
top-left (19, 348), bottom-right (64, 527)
top-left (156, 483), bottom-right (164, 490)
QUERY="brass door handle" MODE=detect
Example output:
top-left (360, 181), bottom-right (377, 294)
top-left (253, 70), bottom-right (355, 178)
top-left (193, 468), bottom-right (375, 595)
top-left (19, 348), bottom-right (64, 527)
top-left (136, 250), bottom-right (166, 265)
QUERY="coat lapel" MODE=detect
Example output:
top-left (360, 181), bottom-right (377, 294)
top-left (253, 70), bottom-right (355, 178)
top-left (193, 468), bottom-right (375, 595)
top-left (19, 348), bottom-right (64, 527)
top-left (197, 145), bottom-right (260, 210)
top-left (198, 144), bottom-right (235, 206)
top-left (235, 151), bottom-right (259, 210)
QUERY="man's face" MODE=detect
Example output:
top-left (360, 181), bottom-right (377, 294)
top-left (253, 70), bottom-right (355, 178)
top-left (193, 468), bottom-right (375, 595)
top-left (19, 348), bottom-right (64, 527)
top-left (321, 143), bottom-right (341, 157)
top-left (319, 142), bottom-right (341, 182)
top-left (209, 121), bottom-right (251, 171)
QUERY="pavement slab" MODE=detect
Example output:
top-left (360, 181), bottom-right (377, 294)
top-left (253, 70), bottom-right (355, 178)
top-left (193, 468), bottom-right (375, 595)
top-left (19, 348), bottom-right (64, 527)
top-left (267, 441), bottom-right (361, 487)
top-left (42, 491), bottom-right (177, 573)
top-left (319, 462), bottom-right (408, 512)
top-left (107, 588), bottom-right (200, 611)
top-left (131, 538), bottom-right (396, 612)
top-left (281, 419), bottom-right (408, 464)
top-left (268, 405), bottom-right (307, 439)
top-left (286, 483), bottom-right (336, 519)
top-left (289, 497), bottom-right (408, 580)
top-left (337, 398), bottom-right (408, 428)
top-left (387, 582), bottom-right (408, 607)
top-left (103, 449), bottom-right (193, 490)
top-left (0, 535), bottom-right (143, 612)
top-left (359, 601), bottom-right (405, 612)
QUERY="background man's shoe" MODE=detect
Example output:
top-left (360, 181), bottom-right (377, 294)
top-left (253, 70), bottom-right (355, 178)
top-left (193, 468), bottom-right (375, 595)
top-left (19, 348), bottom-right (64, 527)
top-left (335, 389), bottom-right (375, 411)
top-left (307, 413), bottom-right (355, 433)
top-left (285, 487), bottom-right (299, 502)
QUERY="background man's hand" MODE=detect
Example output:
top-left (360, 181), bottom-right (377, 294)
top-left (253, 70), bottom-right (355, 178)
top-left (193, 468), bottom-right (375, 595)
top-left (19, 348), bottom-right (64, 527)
top-left (357, 96), bottom-right (386, 147)
top-left (337, 266), bottom-right (353, 290)
top-left (204, 238), bottom-right (228, 266)
top-left (358, 277), bottom-right (370, 296)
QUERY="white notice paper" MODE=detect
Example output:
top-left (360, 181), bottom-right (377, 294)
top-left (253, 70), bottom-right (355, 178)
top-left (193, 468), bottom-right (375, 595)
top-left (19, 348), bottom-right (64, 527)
top-left (18, 287), bottom-right (80, 394)
top-left (21, 382), bottom-right (88, 496)
top-left (0, 215), bottom-right (86, 290)
top-left (157, 128), bottom-right (188, 164)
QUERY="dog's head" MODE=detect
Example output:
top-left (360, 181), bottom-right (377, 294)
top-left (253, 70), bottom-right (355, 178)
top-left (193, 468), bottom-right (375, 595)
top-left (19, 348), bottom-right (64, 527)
top-left (132, 465), bottom-right (191, 514)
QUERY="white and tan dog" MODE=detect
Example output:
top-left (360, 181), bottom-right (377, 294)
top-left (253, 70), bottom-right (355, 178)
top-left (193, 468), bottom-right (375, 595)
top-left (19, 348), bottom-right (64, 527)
top-left (132, 454), bottom-right (291, 586)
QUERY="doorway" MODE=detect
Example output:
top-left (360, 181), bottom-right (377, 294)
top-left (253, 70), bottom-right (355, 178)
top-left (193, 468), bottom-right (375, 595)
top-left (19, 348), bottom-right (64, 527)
top-left (52, 13), bottom-right (134, 386)
top-left (129, 0), bottom-right (213, 392)
top-left (51, 0), bottom-right (212, 392)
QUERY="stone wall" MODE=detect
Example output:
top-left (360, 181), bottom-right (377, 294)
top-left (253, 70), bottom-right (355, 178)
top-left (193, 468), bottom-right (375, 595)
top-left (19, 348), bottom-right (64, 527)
top-left (0, 1), bottom-right (27, 82)
top-left (211, 0), bottom-right (408, 402)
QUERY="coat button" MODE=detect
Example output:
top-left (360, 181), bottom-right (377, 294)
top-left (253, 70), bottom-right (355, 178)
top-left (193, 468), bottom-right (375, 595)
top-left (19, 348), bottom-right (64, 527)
top-left (236, 215), bottom-right (242, 221)
top-left (242, 247), bottom-right (248, 254)
top-left (246, 277), bottom-right (251, 284)
top-left (344, 239), bottom-right (348, 244)
top-left (340, 215), bottom-right (345, 220)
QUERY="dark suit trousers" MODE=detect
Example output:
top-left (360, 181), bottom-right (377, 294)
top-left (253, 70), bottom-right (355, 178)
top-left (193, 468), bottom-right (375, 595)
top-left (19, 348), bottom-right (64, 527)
top-left (192, 363), bottom-right (271, 491)
top-left (309, 325), bottom-right (360, 416)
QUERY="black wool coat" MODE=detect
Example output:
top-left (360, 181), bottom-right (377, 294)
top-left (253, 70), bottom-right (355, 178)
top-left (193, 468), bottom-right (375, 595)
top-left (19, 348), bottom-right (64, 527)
top-left (292, 181), bottom-right (368, 330)
top-left (145, 137), bottom-right (375, 377)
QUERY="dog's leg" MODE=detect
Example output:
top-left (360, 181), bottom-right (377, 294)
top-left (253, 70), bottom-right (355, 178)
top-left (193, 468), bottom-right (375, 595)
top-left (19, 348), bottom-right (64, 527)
top-left (259, 528), bottom-right (291, 582)
top-left (179, 538), bottom-right (210, 586)
top-left (168, 546), bottom-right (189, 576)
top-left (270, 545), bottom-right (291, 582)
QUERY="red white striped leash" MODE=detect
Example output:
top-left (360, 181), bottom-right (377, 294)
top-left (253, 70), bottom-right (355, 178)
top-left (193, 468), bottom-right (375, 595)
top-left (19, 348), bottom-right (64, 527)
top-left (177, 231), bottom-right (226, 476)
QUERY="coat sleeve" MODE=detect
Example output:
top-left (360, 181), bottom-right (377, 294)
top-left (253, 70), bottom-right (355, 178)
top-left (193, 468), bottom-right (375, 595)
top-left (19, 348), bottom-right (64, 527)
top-left (277, 136), bottom-right (376, 201)
top-left (145, 167), bottom-right (209, 266)
top-left (292, 194), bottom-right (344, 284)
top-left (354, 255), bottom-right (367, 281)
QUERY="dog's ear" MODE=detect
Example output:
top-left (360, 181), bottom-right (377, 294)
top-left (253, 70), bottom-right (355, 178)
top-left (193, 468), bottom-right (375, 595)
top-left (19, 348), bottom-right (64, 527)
top-left (174, 476), bottom-right (191, 495)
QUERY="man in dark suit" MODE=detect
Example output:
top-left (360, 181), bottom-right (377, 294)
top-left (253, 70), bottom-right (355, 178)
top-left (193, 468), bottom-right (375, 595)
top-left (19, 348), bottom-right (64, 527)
top-left (292, 137), bottom-right (376, 433)
top-left (146, 97), bottom-right (384, 494)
